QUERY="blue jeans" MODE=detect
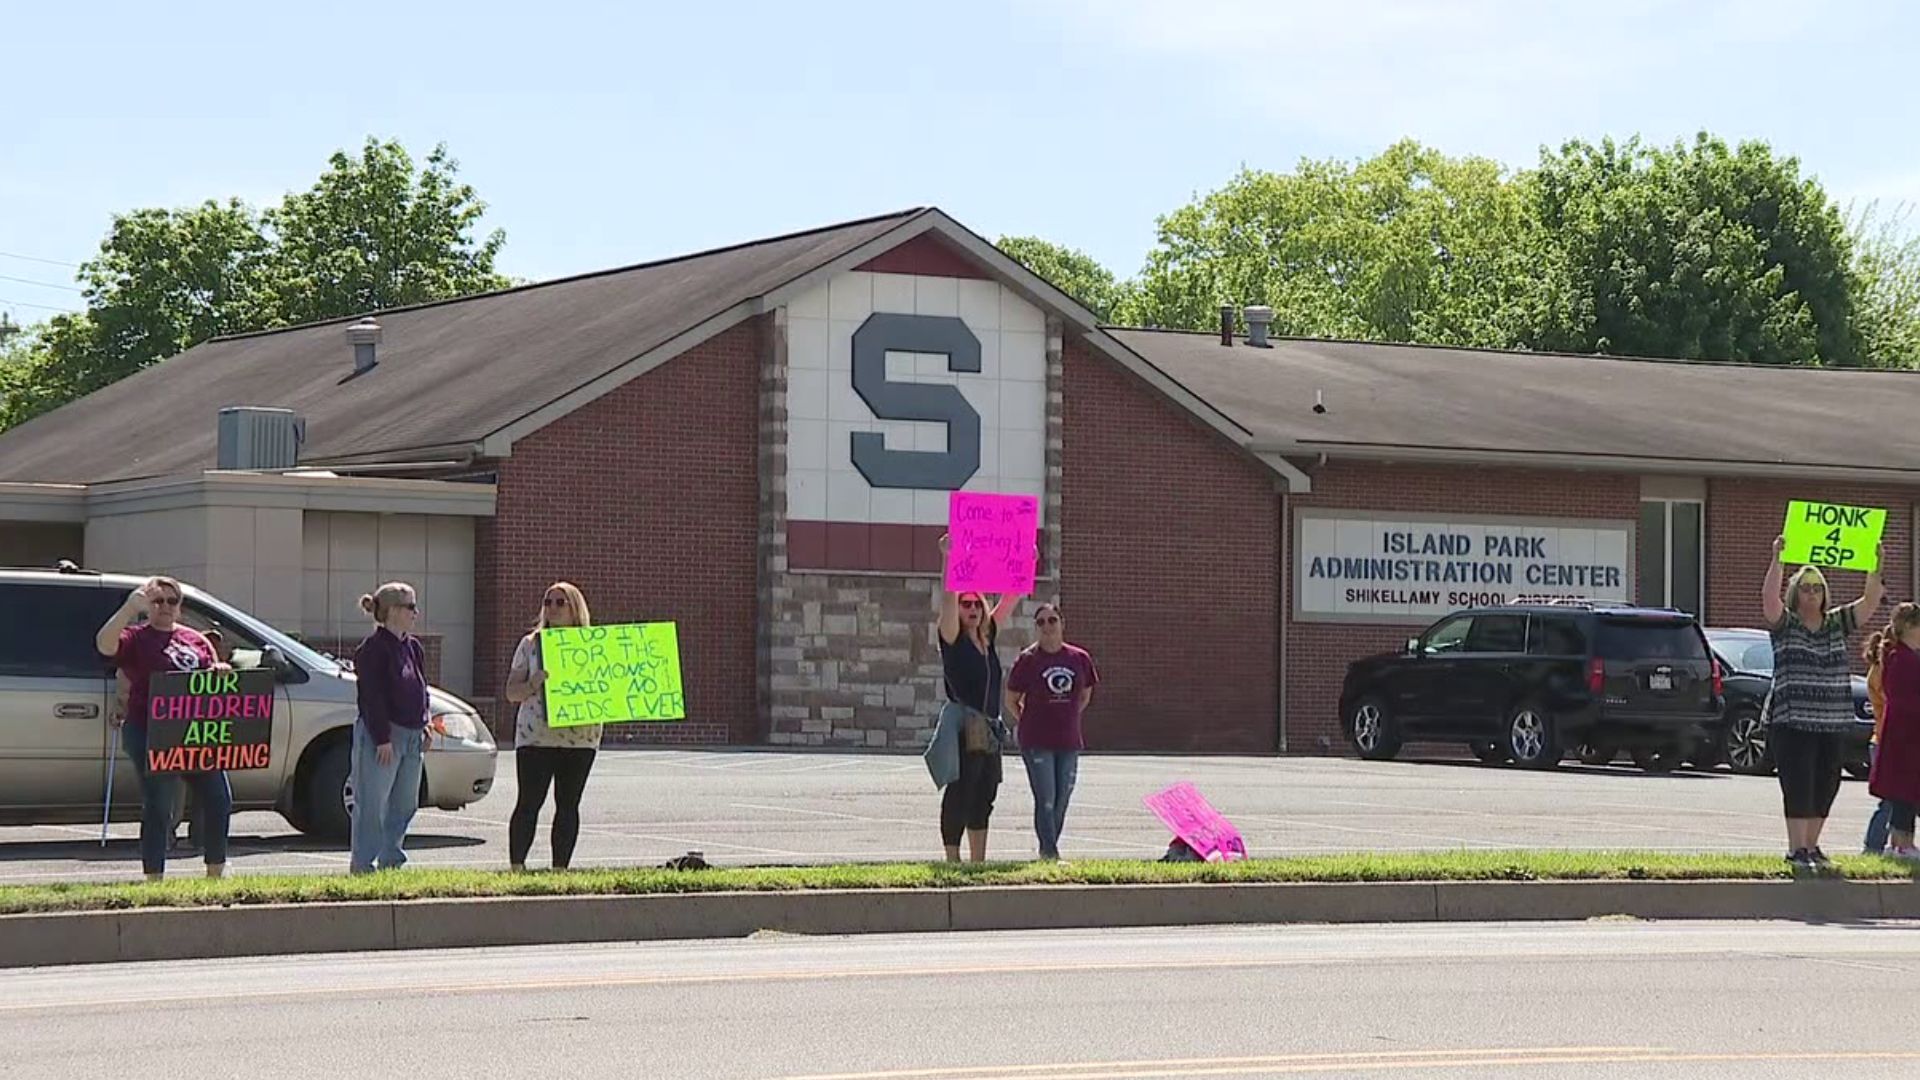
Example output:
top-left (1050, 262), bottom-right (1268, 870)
top-left (1021, 749), bottom-right (1080, 859)
top-left (1866, 744), bottom-right (1895, 853)
top-left (350, 724), bottom-right (425, 872)
top-left (120, 723), bottom-right (231, 875)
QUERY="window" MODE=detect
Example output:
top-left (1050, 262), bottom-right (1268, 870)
top-left (1639, 499), bottom-right (1704, 614)
top-left (1465, 614), bottom-right (1527, 653)
top-left (1529, 617), bottom-right (1589, 656)
top-left (1423, 617), bottom-right (1472, 655)
top-left (1596, 619), bottom-right (1709, 660)
top-left (0, 583), bottom-right (125, 679)
top-left (175, 601), bottom-right (273, 671)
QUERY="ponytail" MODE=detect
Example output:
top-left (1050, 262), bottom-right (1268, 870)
top-left (1866, 630), bottom-right (1887, 667)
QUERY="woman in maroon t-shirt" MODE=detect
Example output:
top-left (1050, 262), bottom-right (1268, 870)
top-left (94, 576), bottom-right (234, 882)
top-left (1006, 601), bottom-right (1098, 862)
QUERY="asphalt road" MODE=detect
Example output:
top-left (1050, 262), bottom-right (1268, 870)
top-left (0, 749), bottom-right (1873, 882)
top-left (4, 921), bottom-right (1920, 1078)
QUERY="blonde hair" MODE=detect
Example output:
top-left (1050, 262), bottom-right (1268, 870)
top-left (1881, 603), bottom-right (1920, 664)
top-left (1786, 565), bottom-right (1830, 608)
top-left (358, 581), bottom-right (416, 623)
top-left (535, 581), bottom-right (592, 631)
top-left (144, 575), bottom-right (183, 601)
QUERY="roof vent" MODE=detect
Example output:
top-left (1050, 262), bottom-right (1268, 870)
top-left (346, 317), bottom-right (383, 375)
top-left (1219, 305), bottom-right (1235, 347)
top-left (1243, 306), bottom-right (1274, 348)
top-left (217, 407), bottom-right (304, 470)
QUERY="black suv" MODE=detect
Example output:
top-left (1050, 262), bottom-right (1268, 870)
top-left (1339, 602), bottom-right (1724, 770)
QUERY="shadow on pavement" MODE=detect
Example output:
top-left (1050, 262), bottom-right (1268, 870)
top-left (0, 831), bottom-right (485, 863)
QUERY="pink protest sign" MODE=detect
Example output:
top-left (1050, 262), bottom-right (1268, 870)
top-left (1144, 783), bottom-right (1248, 862)
top-left (945, 491), bottom-right (1039, 595)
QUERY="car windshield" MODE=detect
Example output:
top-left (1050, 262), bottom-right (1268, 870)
top-left (183, 586), bottom-right (342, 675)
top-left (1708, 633), bottom-right (1774, 675)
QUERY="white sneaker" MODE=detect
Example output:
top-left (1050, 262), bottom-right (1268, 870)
top-left (1891, 846), bottom-right (1920, 861)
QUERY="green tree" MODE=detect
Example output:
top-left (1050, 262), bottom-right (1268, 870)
top-left (0, 138), bottom-right (508, 432)
top-left (1849, 202), bottom-right (1920, 368)
top-left (1123, 140), bottom-right (1539, 346)
top-left (995, 236), bottom-right (1129, 322)
top-left (263, 139), bottom-right (508, 326)
top-left (1525, 134), bottom-right (1857, 364)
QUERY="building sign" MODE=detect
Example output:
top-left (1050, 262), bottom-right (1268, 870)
top-left (1294, 510), bottom-right (1633, 623)
top-left (784, 270), bottom-right (1047, 528)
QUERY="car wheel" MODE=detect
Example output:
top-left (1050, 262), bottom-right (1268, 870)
top-left (1506, 704), bottom-right (1562, 769)
top-left (1724, 711), bottom-right (1774, 776)
top-left (1631, 744), bottom-right (1685, 773)
top-left (1575, 742), bottom-right (1616, 766)
top-left (1469, 741), bottom-right (1510, 764)
top-left (303, 739), bottom-right (352, 841)
top-left (1350, 698), bottom-right (1402, 761)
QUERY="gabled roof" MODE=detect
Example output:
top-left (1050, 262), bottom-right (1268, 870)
top-left (1108, 328), bottom-right (1920, 482)
top-left (0, 210), bottom-right (927, 483)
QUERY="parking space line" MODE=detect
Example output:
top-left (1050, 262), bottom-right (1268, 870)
top-left (1308, 796), bottom-right (1781, 846)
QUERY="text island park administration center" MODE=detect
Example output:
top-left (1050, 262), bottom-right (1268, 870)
top-left (1, 207), bottom-right (1916, 754)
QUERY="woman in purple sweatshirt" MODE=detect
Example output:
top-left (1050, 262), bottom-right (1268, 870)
top-left (351, 581), bottom-right (429, 873)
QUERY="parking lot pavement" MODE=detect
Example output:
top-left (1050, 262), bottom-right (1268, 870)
top-left (0, 749), bottom-right (1861, 883)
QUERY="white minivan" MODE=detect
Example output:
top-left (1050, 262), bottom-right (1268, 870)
top-left (0, 565), bottom-right (496, 838)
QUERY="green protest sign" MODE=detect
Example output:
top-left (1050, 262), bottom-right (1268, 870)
top-left (539, 622), bottom-right (686, 726)
top-left (1782, 501), bottom-right (1886, 572)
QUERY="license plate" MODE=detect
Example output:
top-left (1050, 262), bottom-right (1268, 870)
top-left (1649, 672), bottom-right (1673, 691)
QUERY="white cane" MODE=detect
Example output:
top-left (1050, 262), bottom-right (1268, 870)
top-left (101, 725), bottom-right (120, 847)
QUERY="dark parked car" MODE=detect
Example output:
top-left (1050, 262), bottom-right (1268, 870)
top-left (1339, 602), bottom-right (1724, 770)
top-left (1706, 627), bottom-right (1873, 779)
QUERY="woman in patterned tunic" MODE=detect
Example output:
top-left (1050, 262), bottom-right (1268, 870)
top-left (1761, 535), bottom-right (1884, 871)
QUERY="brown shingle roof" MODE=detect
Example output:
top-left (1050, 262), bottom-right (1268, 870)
top-left (0, 209), bottom-right (924, 483)
top-left (1108, 328), bottom-right (1920, 476)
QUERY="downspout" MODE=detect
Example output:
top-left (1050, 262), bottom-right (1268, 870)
top-left (1277, 486), bottom-right (1288, 754)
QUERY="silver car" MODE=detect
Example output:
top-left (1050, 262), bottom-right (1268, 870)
top-left (0, 566), bottom-right (496, 838)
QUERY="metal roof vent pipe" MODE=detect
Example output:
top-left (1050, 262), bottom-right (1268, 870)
top-left (1219, 304), bottom-right (1235, 347)
top-left (347, 317), bottom-right (383, 375)
top-left (1244, 305), bottom-right (1275, 348)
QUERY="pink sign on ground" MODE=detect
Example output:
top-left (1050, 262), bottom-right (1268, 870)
top-left (945, 491), bottom-right (1039, 595)
top-left (1144, 783), bottom-right (1249, 862)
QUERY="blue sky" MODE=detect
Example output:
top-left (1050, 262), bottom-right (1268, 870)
top-left (3, 0), bottom-right (1915, 325)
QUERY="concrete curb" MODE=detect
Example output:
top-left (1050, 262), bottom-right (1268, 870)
top-left (3, 879), bottom-right (1915, 968)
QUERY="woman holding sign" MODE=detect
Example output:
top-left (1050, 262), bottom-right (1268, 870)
top-left (350, 582), bottom-right (430, 873)
top-left (1761, 537), bottom-right (1885, 871)
top-left (94, 576), bottom-right (233, 882)
top-left (504, 582), bottom-right (601, 872)
top-left (928, 535), bottom-right (1020, 862)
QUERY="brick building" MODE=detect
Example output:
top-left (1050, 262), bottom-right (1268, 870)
top-left (1, 208), bottom-right (1915, 754)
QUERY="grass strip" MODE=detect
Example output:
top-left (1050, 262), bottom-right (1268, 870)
top-left (3, 851), bottom-right (1915, 915)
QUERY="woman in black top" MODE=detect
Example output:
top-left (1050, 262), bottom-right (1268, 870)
top-left (936, 534), bottom-right (1020, 862)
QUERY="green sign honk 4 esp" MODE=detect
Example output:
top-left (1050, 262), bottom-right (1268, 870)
top-left (1782, 500), bottom-right (1886, 572)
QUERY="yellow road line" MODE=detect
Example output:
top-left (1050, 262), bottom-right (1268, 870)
top-left (770, 1051), bottom-right (1920, 1080)
top-left (766, 1048), bottom-right (1673, 1080)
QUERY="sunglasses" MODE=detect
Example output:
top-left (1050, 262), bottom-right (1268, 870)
top-left (150, 596), bottom-right (180, 608)
top-left (543, 596), bottom-right (571, 608)
top-left (1036, 615), bottom-right (1061, 626)
top-left (959, 599), bottom-right (984, 610)
top-left (396, 602), bottom-right (418, 611)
